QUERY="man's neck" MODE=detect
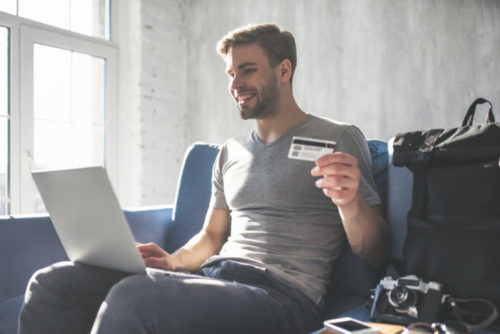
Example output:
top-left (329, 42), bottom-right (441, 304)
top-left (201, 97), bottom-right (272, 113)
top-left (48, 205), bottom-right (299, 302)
top-left (254, 97), bottom-right (307, 143)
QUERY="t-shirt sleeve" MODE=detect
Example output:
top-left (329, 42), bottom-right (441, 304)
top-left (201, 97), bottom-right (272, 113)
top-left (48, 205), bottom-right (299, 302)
top-left (209, 143), bottom-right (229, 210)
top-left (335, 125), bottom-right (381, 207)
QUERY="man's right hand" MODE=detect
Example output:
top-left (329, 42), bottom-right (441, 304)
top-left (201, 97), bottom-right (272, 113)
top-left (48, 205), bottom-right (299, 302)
top-left (136, 242), bottom-right (178, 271)
top-left (135, 208), bottom-right (231, 273)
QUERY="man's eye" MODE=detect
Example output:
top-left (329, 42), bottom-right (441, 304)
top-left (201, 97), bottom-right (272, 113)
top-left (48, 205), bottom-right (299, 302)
top-left (244, 68), bottom-right (257, 74)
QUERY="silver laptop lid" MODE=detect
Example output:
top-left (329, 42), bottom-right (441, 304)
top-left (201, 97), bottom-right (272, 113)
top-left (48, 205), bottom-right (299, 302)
top-left (32, 166), bottom-right (146, 274)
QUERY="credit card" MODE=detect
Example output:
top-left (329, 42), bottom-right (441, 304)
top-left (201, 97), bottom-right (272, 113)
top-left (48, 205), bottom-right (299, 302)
top-left (288, 136), bottom-right (336, 161)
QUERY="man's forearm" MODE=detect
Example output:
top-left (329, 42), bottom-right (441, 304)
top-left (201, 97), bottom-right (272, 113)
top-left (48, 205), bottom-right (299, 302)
top-left (170, 207), bottom-right (231, 272)
top-left (339, 194), bottom-right (390, 267)
top-left (170, 230), bottom-right (225, 272)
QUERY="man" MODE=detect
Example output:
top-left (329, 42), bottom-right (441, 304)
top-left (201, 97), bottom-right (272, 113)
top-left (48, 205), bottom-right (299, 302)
top-left (20, 23), bottom-right (389, 334)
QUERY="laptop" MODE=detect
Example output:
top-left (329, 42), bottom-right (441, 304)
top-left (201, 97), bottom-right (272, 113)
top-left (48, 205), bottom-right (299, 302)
top-left (32, 166), bottom-right (146, 274)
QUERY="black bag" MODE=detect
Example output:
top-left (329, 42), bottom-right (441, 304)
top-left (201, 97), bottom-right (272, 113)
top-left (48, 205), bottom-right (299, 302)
top-left (392, 98), bottom-right (500, 309)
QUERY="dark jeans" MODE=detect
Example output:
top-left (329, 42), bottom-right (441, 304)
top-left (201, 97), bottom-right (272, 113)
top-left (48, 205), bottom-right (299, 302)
top-left (19, 260), bottom-right (323, 334)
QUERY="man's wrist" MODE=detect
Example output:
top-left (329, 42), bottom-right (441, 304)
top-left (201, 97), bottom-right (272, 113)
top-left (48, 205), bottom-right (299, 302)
top-left (169, 252), bottom-right (184, 271)
top-left (337, 193), bottom-right (363, 221)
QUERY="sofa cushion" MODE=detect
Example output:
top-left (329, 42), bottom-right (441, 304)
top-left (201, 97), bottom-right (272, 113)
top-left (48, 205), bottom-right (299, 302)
top-left (0, 295), bottom-right (23, 334)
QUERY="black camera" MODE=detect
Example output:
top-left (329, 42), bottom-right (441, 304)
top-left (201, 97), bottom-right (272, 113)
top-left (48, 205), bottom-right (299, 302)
top-left (369, 275), bottom-right (444, 325)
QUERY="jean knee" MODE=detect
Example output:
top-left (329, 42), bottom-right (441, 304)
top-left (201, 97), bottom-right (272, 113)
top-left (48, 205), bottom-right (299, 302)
top-left (104, 275), bottom-right (155, 313)
top-left (93, 275), bottom-right (163, 332)
top-left (25, 261), bottom-right (74, 301)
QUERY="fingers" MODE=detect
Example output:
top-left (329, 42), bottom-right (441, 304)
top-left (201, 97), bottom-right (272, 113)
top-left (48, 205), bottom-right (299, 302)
top-left (137, 242), bottom-right (168, 258)
top-left (136, 242), bottom-right (176, 271)
top-left (315, 174), bottom-right (358, 191)
top-left (143, 256), bottom-right (172, 270)
top-left (311, 152), bottom-right (360, 184)
top-left (311, 152), bottom-right (361, 206)
top-left (315, 152), bottom-right (358, 169)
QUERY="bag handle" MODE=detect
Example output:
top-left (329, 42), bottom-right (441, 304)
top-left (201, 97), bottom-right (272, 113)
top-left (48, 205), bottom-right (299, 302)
top-left (462, 98), bottom-right (495, 126)
top-left (443, 295), bottom-right (499, 331)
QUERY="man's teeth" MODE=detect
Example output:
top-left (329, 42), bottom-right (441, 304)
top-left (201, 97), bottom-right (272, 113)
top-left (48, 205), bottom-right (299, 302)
top-left (238, 94), bottom-right (254, 102)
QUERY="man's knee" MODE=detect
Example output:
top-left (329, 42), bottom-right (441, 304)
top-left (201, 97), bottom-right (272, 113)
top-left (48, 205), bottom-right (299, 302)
top-left (93, 275), bottom-right (168, 332)
top-left (104, 275), bottom-right (159, 312)
top-left (25, 261), bottom-right (75, 300)
top-left (25, 261), bottom-right (128, 305)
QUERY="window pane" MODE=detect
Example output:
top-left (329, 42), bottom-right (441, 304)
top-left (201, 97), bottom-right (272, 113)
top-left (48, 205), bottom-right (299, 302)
top-left (0, 0), bottom-right (17, 15)
top-left (72, 52), bottom-right (105, 125)
top-left (19, 0), bottom-right (70, 31)
top-left (33, 44), bottom-right (106, 213)
top-left (0, 27), bottom-right (8, 215)
top-left (0, 27), bottom-right (7, 117)
top-left (33, 120), bottom-right (72, 170)
top-left (0, 117), bottom-right (7, 216)
top-left (34, 44), bottom-right (71, 122)
top-left (72, 124), bottom-right (104, 166)
top-left (70, 0), bottom-right (110, 40)
top-left (33, 120), bottom-right (71, 213)
top-left (18, 0), bottom-right (110, 40)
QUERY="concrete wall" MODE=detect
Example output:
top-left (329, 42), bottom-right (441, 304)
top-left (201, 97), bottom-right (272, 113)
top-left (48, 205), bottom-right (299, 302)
top-left (184, 0), bottom-right (500, 146)
top-left (119, 0), bottom-right (500, 206)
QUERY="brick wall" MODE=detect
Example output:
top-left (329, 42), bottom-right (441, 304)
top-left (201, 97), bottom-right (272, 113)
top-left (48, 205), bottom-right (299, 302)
top-left (118, 0), bottom-right (187, 207)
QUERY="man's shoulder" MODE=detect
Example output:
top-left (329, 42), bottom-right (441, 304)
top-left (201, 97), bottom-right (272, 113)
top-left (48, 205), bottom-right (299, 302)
top-left (308, 114), bottom-right (348, 125)
top-left (222, 134), bottom-right (251, 148)
top-left (218, 134), bottom-right (255, 160)
top-left (306, 114), bottom-right (362, 137)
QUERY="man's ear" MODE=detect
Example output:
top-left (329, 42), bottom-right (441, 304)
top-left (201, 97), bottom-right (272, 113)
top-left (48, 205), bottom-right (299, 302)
top-left (278, 59), bottom-right (292, 84)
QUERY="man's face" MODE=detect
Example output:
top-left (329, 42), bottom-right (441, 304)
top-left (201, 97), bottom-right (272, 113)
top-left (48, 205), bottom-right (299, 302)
top-left (225, 43), bottom-right (280, 120)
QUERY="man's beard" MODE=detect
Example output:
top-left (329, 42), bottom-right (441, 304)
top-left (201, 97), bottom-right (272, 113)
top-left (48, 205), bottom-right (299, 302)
top-left (239, 75), bottom-right (280, 120)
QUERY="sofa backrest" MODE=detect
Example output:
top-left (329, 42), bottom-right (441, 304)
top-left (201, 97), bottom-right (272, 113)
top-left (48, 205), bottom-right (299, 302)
top-left (386, 138), bottom-right (413, 260)
top-left (165, 143), bottom-right (221, 253)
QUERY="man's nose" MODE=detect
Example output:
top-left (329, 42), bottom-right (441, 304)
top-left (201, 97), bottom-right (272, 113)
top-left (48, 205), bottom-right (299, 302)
top-left (230, 74), bottom-right (244, 92)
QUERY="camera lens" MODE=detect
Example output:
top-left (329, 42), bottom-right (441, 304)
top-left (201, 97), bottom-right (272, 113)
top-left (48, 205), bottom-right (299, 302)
top-left (392, 287), bottom-right (408, 303)
top-left (388, 286), bottom-right (417, 310)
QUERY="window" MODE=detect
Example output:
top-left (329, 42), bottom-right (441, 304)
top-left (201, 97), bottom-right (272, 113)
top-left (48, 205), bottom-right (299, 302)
top-left (0, 27), bottom-right (8, 215)
top-left (1, 2), bottom-right (116, 214)
top-left (1, 0), bottom-right (110, 39)
top-left (32, 44), bottom-right (107, 212)
top-left (0, 1), bottom-right (16, 16)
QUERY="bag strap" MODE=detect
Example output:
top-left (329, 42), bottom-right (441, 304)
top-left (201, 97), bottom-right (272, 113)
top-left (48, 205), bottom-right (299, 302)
top-left (462, 98), bottom-right (495, 126)
top-left (443, 295), bottom-right (499, 331)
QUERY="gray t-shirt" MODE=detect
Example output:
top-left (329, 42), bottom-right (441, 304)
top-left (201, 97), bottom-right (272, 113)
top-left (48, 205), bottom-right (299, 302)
top-left (207, 114), bottom-right (380, 305)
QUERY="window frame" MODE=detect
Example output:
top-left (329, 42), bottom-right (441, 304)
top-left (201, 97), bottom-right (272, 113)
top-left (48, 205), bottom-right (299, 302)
top-left (0, 8), bottom-right (118, 215)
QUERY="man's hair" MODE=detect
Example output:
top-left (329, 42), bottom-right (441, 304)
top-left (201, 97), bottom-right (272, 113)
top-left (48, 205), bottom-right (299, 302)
top-left (217, 23), bottom-right (297, 84)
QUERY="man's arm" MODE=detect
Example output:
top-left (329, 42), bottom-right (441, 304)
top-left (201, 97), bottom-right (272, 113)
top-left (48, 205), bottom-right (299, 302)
top-left (311, 152), bottom-right (390, 267)
top-left (137, 207), bottom-right (231, 272)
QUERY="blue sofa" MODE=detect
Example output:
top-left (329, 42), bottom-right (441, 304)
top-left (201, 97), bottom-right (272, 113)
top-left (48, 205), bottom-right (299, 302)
top-left (0, 140), bottom-right (411, 334)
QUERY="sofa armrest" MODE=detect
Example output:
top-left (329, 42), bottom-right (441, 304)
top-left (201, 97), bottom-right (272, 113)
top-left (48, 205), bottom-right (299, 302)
top-left (0, 215), bottom-right (68, 303)
top-left (0, 205), bottom-right (174, 304)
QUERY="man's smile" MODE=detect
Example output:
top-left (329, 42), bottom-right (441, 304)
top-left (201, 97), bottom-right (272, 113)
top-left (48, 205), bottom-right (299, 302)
top-left (235, 91), bottom-right (257, 106)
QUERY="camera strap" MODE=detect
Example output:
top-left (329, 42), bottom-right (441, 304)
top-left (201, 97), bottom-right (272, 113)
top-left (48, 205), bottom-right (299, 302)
top-left (442, 295), bottom-right (498, 331)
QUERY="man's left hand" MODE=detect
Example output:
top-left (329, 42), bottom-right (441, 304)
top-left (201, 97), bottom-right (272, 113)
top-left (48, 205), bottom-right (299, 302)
top-left (311, 152), bottom-right (361, 208)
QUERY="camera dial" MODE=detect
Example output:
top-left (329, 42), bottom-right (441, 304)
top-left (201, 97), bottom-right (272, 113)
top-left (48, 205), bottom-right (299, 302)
top-left (387, 286), bottom-right (418, 318)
